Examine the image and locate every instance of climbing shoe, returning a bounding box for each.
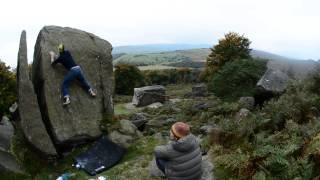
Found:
[63,96,71,106]
[89,89,96,97]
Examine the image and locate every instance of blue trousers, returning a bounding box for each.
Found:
[156,157,168,174]
[62,66,91,97]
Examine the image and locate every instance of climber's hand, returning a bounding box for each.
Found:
[49,51,55,63]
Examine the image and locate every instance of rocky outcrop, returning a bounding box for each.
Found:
[257,59,319,93]
[17,31,57,156]
[132,85,166,107]
[32,26,113,146]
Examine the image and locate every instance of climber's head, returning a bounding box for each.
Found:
[57,43,64,53]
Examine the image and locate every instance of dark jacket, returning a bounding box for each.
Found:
[52,50,77,70]
[154,134,202,180]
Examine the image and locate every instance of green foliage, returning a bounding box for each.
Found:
[114,64,145,95]
[210,77,320,179]
[208,58,267,101]
[0,60,17,117]
[143,68,201,85]
[204,32,252,80]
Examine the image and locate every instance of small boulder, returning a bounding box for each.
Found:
[200,125,215,135]
[147,102,163,109]
[119,119,139,136]
[0,116,14,151]
[192,84,208,97]
[235,108,250,121]
[108,131,134,148]
[130,113,149,130]
[201,154,214,180]
[238,97,255,110]
[132,85,166,107]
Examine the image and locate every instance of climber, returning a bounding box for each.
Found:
[154,122,203,180]
[49,43,96,105]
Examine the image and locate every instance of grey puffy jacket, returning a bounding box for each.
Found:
[154,134,202,180]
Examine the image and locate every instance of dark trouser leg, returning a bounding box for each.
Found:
[76,68,91,92]
[155,157,167,174]
[62,69,77,97]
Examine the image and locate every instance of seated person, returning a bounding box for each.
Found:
[154,122,202,180]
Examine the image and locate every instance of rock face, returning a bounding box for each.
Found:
[257,59,319,93]
[32,26,113,146]
[132,85,166,107]
[17,31,57,156]
[0,116,14,151]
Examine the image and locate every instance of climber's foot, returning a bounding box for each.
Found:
[89,89,96,97]
[63,96,71,106]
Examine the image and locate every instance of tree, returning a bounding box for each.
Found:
[0,60,17,117]
[114,64,145,95]
[204,32,252,79]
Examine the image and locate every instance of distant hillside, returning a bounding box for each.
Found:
[113,44,300,68]
[112,44,211,54]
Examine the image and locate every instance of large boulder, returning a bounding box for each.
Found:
[257,59,319,93]
[17,31,57,156]
[132,85,166,107]
[32,26,113,146]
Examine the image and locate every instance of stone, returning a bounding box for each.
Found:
[0,150,24,173]
[235,108,250,121]
[257,59,319,93]
[0,116,14,151]
[149,157,165,177]
[132,85,166,107]
[192,84,208,97]
[9,102,19,121]
[9,102,18,114]
[201,154,214,180]
[119,119,138,135]
[200,125,215,135]
[238,97,255,110]
[130,113,149,130]
[146,115,169,127]
[108,131,134,148]
[147,102,163,109]
[17,30,57,156]
[194,102,211,111]
[32,26,113,146]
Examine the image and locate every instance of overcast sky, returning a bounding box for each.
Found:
[1,0,319,67]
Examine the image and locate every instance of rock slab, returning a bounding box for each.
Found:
[132,85,166,107]
[17,30,57,156]
[257,59,319,93]
[32,26,114,146]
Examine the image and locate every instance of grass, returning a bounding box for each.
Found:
[165,83,193,98]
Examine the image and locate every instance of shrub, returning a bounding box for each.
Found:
[143,68,201,85]
[208,58,267,101]
[114,64,145,95]
[0,61,17,117]
[204,32,252,80]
